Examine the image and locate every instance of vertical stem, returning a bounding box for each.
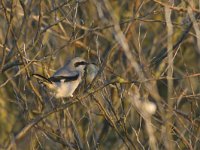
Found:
[165,3,174,150]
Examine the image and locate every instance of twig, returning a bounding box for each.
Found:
[165,5,175,150]
[0,1,13,73]
[153,0,200,13]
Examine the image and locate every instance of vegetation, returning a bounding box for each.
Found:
[0,0,200,149]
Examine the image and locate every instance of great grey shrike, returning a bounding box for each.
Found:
[33,57,89,98]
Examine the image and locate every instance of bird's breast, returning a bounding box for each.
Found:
[54,78,81,98]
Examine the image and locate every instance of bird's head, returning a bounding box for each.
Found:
[70,57,88,75]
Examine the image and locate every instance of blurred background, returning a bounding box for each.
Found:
[0,0,200,149]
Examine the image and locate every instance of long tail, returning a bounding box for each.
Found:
[32,74,52,84]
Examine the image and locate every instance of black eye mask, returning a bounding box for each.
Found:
[74,61,88,67]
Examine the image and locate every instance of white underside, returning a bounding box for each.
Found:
[53,79,80,98]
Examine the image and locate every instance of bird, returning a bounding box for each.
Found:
[86,63,99,84]
[32,57,89,98]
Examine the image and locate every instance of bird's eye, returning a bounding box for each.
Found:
[74,61,87,67]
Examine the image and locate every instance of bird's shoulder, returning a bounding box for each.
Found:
[53,64,77,76]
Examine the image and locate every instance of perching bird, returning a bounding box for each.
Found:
[33,57,89,98]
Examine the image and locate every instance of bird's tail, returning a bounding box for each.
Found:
[32,74,56,91]
[32,74,53,84]
[32,74,56,90]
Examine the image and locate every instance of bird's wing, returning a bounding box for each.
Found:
[49,73,79,82]
[51,65,80,83]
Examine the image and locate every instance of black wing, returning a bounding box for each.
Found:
[49,74,79,82]
[32,74,52,83]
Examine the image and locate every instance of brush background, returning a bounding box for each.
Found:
[0,0,200,149]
